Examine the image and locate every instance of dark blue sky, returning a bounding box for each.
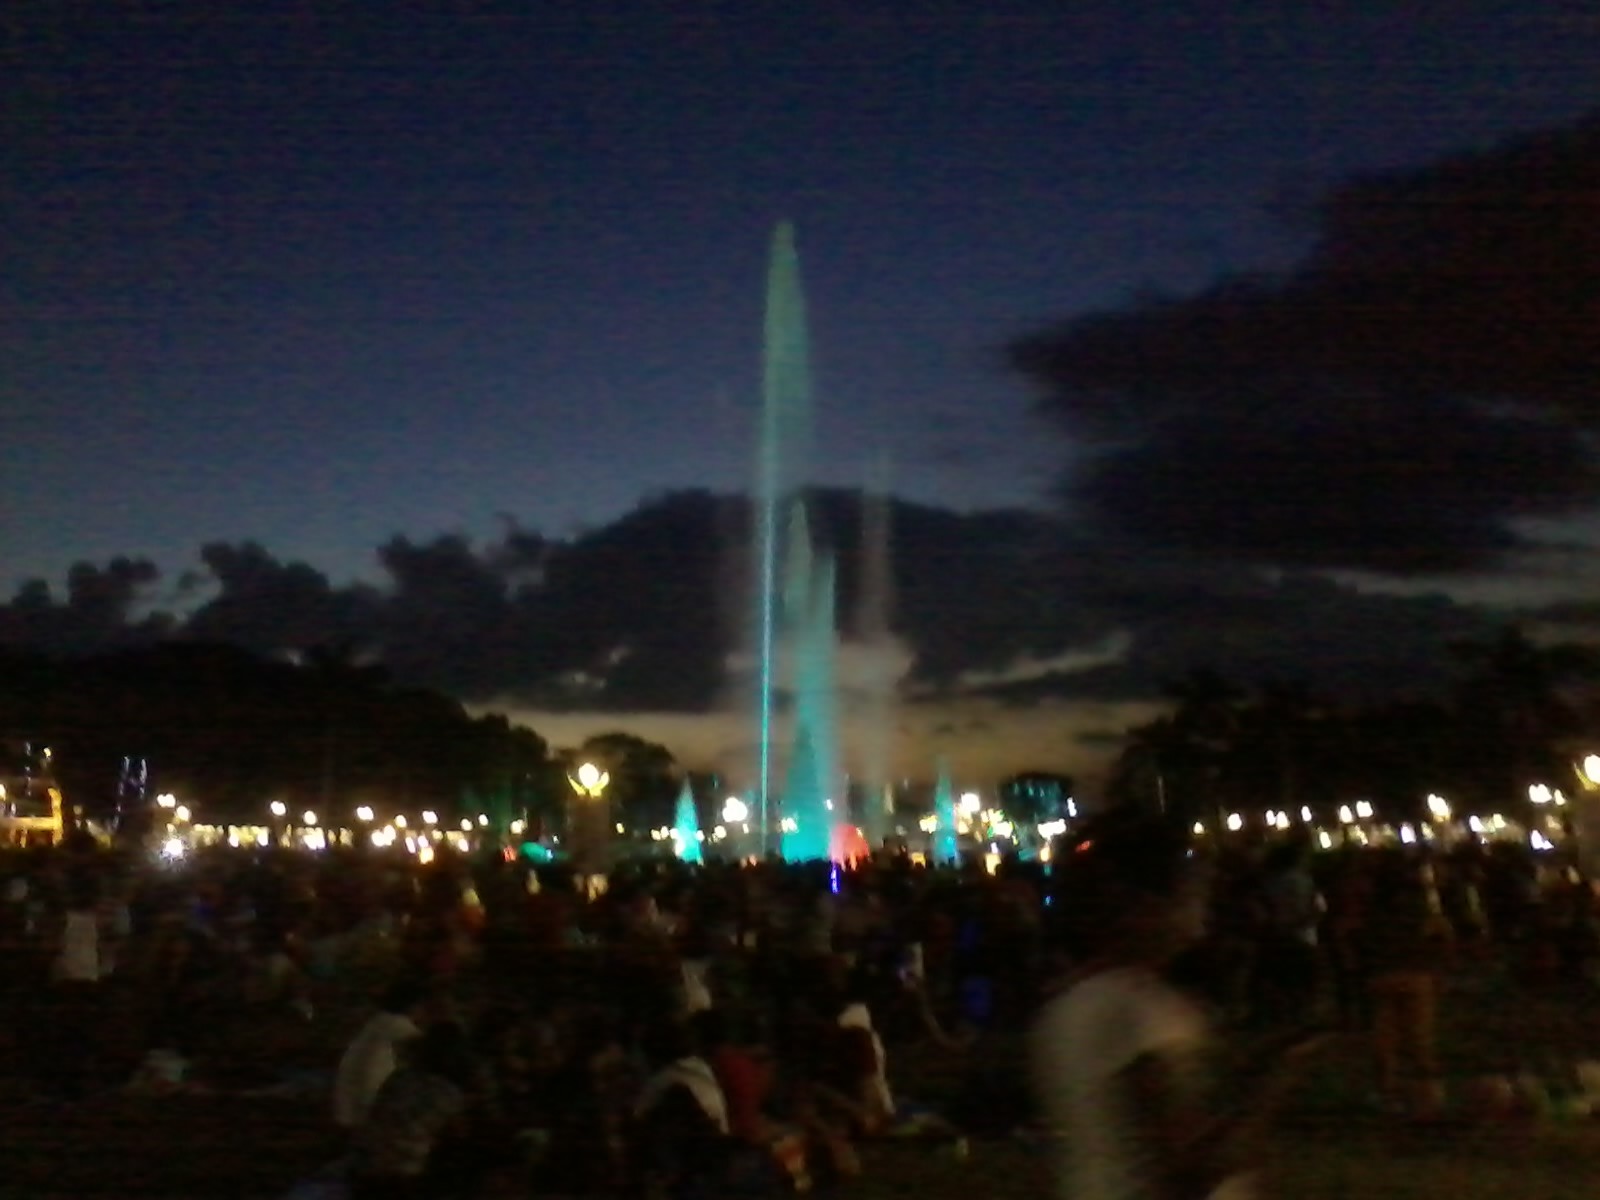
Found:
[6,2,1598,588]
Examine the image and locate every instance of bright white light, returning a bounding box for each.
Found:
[722,797,749,824]
[157,793,177,809]
[1468,815,1484,834]
[174,805,191,823]
[161,837,185,859]
[1585,755,1600,786]
[255,829,270,847]
[1532,830,1553,852]
[1426,793,1451,820]
[370,830,386,847]
[577,762,604,790]
[355,806,374,822]
[1264,810,1278,826]
[1226,812,1243,832]
[1338,805,1354,824]
[269,800,286,818]
[509,819,525,835]
[1192,821,1205,836]
[1355,800,1374,820]
[958,792,981,815]
[695,830,706,842]
[780,817,798,833]
[713,825,727,840]
[1067,799,1078,818]
[1274,812,1290,831]
[394,814,408,829]
[918,814,938,834]
[460,818,473,832]
[422,810,438,826]
[1400,824,1416,845]
[824,799,834,811]
[302,810,318,827]
[1300,806,1313,823]
[1038,819,1068,838]
[1530,784,1553,806]
[1555,790,1568,807]
[418,843,434,864]
[1317,830,1333,850]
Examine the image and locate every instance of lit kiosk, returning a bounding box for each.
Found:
[566,761,612,898]
[0,741,64,847]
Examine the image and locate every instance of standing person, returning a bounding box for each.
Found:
[1032,815,1325,1200]
[1255,840,1324,1027]
[1361,853,1453,1115]
[49,867,105,1101]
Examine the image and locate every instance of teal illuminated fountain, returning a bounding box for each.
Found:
[933,759,959,864]
[754,223,838,862]
[673,778,703,864]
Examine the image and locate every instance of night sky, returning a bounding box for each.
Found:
[9,3,1599,588]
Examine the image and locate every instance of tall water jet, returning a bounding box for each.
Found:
[673,778,703,864]
[780,553,837,861]
[856,458,895,850]
[755,223,811,853]
[753,222,839,861]
[933,759,959,864]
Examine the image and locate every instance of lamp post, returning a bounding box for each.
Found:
[1573,756,1600,877]
[567,761,611,878]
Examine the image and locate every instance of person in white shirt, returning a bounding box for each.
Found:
[50,870,106,1100]
[1032,816,1326,1200]
[333,980,427,1130]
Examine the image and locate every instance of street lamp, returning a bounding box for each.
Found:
[569,762,609,798]
[303,810,318,827]
[269,800,287,819]
[422,810,438,826]
[355,805,374,823]
[1584,755,1600,787]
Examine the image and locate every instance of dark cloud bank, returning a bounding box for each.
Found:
[1012,115,1600,574]
[10,116,1600,717]
[0,488,1492,716]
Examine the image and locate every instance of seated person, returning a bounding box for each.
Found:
[630,1019,737,1196]
[695,1008,851,1187]
[333,980,428,1131]
[348,1022,475,1199]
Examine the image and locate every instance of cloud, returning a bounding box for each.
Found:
[1011,115,1600,573]
[0,488,1500,783]
[0,557,169,654]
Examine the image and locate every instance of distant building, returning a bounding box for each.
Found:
[1000,772,1075,822]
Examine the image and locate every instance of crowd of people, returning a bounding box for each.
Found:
[0,819,1593,1198]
